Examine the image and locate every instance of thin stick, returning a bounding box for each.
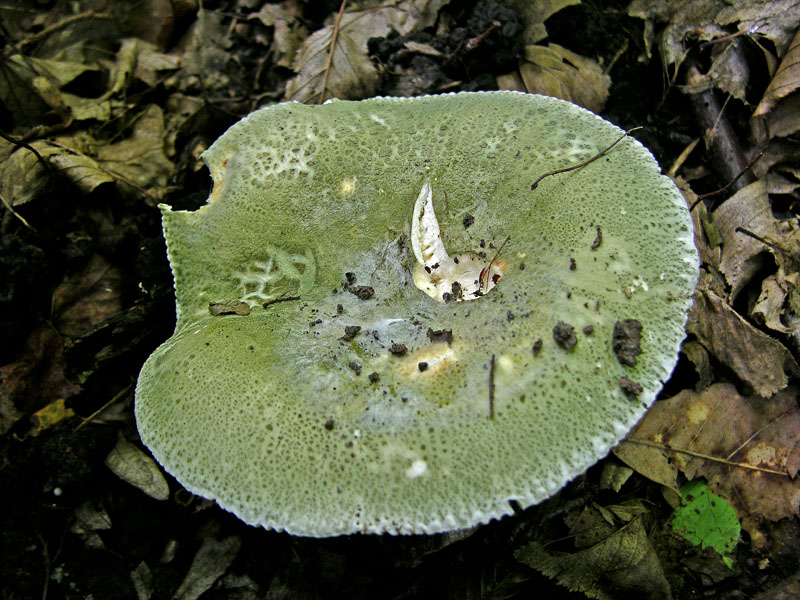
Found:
[74,383,133,432]
[20,0,111,50]
[624,438,789,477]
[488,354,496,419]
[530,127,642,191]
[0,190,36,230]
[318,0,347,104]
[688,147,765,211]
[0,130,54,172]
[263,295,300,307]
[481,235,510,291]
[726,411,791,461]
[735,226,794,257]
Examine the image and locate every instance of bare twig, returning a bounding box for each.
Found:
[481,235,510,291]
[488,354,495,419]
[263,295,301,308]
[0,130,54,172]
[319,0,347,104]
[19,0,112,50]
[74,383,133,432]
[624,438,790,477]
[530,127,642,191]
[0,190,36,231]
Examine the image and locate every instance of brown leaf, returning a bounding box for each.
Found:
[284,21,379,103]
[751,271,799,334]
[754,28,800,116]
[516,513,671,600]
[713,179,776,301]
[52,253,122,337]
[250,4,308,68]
[687,288,799,397]
[519,44,611,113]
[285,6,418,103]
[765,93,800,138]
[0,325,81,435]
[618,383,800,524]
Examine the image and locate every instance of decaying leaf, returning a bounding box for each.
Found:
[672,479,740,569]
[52,253,122,337]
[517,44,611,113]
[284,6,423,103]
[681,340,715,391]
[764,94,800,138]
[1,104,172,204]
[249,4,309,68]
[173,535,241,600]
[516,508,671,600]
[105,435,169,501]
[70,501,112,551]
[628,0,800,70]
[285,23,379,103]
[616,383,800,528]
[713,179,775,301]
[754,28,800,116]
[688,288,799,397]
[752,270,799,334]
[30,398,75,435]
[0,325,81,435]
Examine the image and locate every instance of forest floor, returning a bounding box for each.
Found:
[2,1,800,599]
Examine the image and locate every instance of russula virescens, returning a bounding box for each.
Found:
[135,92,698,536]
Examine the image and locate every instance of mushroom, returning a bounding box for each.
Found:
[135,92,698,536]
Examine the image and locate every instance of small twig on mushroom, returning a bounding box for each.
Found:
[318,0,347,104]
[530,127,642,191]
[480,235,510,291]
[488,354,496,419]
[263,295,301,308]
[624,438,790,476]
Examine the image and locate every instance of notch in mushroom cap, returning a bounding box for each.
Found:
[135,91,698,537]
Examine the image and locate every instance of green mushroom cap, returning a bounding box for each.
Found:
[135,91,698,536]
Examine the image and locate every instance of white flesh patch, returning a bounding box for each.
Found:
[411,182,505,302]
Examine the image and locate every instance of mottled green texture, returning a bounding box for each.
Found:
[135,92,699,536]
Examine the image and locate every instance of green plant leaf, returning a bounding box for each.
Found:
[672,479,740,567]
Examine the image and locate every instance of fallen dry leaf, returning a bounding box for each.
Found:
[713,179,776,301]
[628,0,800,71]
[0,325,81,435]
[687,288,799,397]
[105,435,169,501]
[764,93,800,138]
[52,253,122,337]
[284,5,421,103]
[754,28,800,116]
[173,535,241,600]
[751,270,799,334]
[285,21,379,103]
[517,43,611,113]
[517,509,671,600]
[30,398,75,435]
[616,383,800,526]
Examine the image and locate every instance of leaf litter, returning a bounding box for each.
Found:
[3,0,800,598]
